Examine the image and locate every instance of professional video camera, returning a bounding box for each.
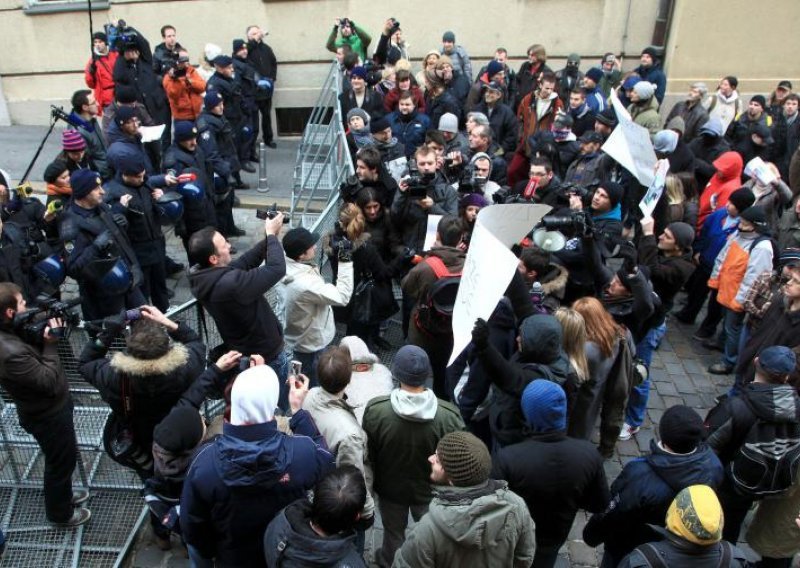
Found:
[12,296,82,345]
[114,20,140,49]
[255,202,290,223]
[563,183,590,201]
[388,18,401,35]
[339,174,363,203]
[541,210,593,238]
[404,162,435,198]
[458,168,488,194]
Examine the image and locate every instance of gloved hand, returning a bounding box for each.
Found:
[471,318,490,351]
[93,230,113,251]
[46,200,63,216]
[337,236,353,262]
[113,213,129,229]
[98,310,126,345]
[618,244,638,275]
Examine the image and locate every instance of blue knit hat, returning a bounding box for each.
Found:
[520,379,567,432]
[70,169,102,199]
[204,90,223,110]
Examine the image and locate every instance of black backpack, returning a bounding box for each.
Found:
[414,256,462,336]
[749,235,780,272]
[729,395,800,497]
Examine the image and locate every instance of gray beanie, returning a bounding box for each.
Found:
[347,108,370,126]
[391,345,432,387]
[633,81,656,100]
[666,222,695,251]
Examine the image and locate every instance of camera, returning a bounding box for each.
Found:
[12,296,82,345]
[290,360,302,377]
[388,18,401,35]
[256,203,290,223]
[564,184,590,201]
[458,169,487,194]
[541,211,592,238]
[339,174,363,203]
[238,355,251,373]
[404,162,435,198]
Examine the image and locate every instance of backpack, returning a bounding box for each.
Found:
[413,256,462,336]
[749,235,780,272]
[635,540,733,568]
[729,395,800,497]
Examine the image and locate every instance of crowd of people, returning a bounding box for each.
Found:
[0,14,799,568]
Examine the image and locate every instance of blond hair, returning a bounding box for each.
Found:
[554,307,589,383]
[339,202,365,241]
[665,174,685,206]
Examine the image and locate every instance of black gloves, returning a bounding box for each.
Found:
[93,230,113,251]
[97,310,126,346]
[618,244,638,275]
[471,318,490,351]
[336,236,353,262]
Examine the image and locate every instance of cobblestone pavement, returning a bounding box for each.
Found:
[123,211,776,567]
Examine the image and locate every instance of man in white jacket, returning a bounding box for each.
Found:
[281,227,353,385]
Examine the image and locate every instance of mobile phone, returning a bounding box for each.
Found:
[290,360,302,377]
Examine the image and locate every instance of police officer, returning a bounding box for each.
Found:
[163,121,218,253]
[232,39,259,167]
[0,183,62,301]
[197,91,244,238]
[207,56,253,177]
[60,169,145,321]
[105,154,170,312]
[0,282,91,526]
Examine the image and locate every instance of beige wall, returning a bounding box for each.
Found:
[663,0,800,96]
[1,0,660,125]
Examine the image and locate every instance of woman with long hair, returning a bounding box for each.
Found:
[325,202,397,351]
[569,296,633,457]
[554,308,589,385]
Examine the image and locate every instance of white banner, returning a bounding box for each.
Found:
[602,90,657,187]
[448,204,551,365]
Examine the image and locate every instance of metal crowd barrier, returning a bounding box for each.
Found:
[290,61,355,222]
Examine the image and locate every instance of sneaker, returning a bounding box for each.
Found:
[618,423,640,441]
[52,507,91,527]
[708,363,733,375]
[71,489,89,506]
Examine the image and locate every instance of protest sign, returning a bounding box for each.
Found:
[639,159,671,217]
[744,157,777,186]
[602,90,657,187]
[423,214,443,251]
[448,204,551,365]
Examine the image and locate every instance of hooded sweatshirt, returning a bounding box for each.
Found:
[706,90,743,133]
[263,499,365,568]
[393,480,536,568]
[697,151,744,231]
[362,389,464,505]
[181,412,334,566]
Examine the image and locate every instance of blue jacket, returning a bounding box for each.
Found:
[634,63,667,105]
[388,110,431,158]
[694,208,738,268]
[181,411,334,566]
[583,440,724,565]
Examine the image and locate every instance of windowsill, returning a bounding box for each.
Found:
[24,1,110,15]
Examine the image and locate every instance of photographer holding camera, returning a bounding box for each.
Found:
[392,146,458,252]
[326,17,371,63]
[0,283,91,526]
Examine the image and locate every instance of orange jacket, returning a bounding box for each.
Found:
[163,66,206,121]
[708,232,774,312]
[84,52,118,113]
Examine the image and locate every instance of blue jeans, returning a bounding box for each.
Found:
[268,349,290,412]
[728,322,752,396]
[626,323,667,428]
[720,308,745,368]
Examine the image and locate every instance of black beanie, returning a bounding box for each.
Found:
[659,405,705,454]
[44,159,68,184]
[599,182,625,208]
[728,188,755,214]
[115,85,138,105]
[740,205,769,233]
[153,406,204,453]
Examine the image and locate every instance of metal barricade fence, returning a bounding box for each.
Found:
[291,61,354,222]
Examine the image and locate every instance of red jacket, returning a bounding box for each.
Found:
[84,51,118,114]
[383,85,426,114]
[697,151,744,232]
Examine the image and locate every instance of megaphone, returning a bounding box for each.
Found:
[532,228,566,252]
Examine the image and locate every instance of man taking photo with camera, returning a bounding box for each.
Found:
[0,283,91,526]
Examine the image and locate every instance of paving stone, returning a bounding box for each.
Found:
[648,407,665,426]
[648,390,665,410]
[568,540,599,567]
[649,368,669,382]
[671,374,696,394]
[655,380,678,396]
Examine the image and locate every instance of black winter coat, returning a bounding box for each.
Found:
[196,111,239,177]
[79,322,206,454]
[493,432,610,552]
[246,40,277,101]
[207,72,243,125]
[474,101,519,157]
[113,57,169,123]
[105,178,165,266]
[583,440,724,565]
[339,89,384,125]
[189,236,286,362]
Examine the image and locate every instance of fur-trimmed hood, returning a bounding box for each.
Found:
[540,263,569,299]
[110,344,190,377]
